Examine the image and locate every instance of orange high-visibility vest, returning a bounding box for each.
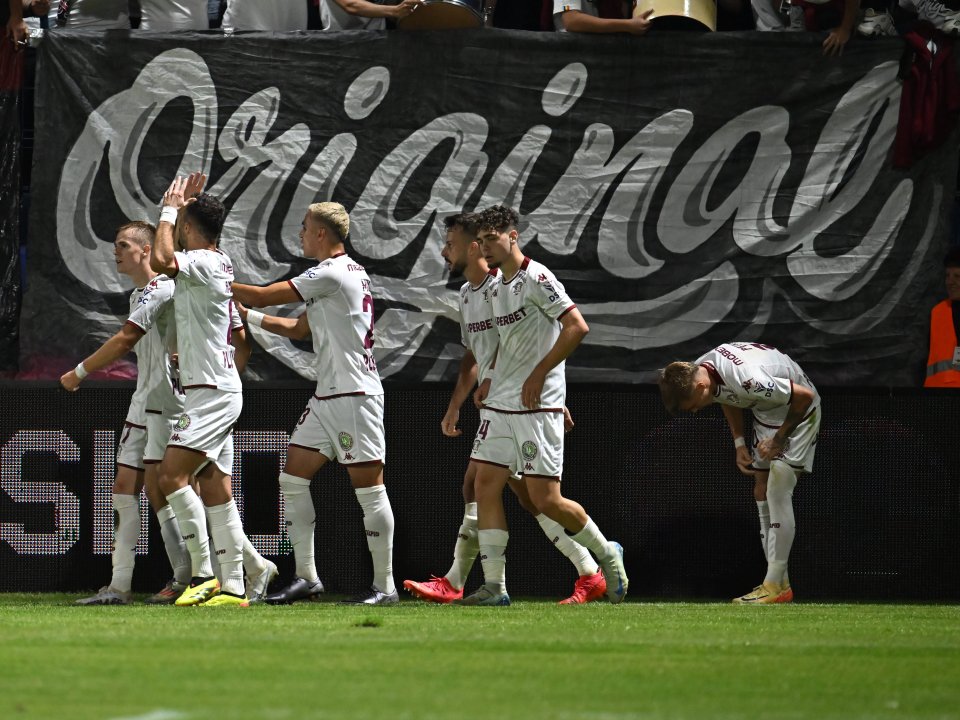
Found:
[925,299,960,387]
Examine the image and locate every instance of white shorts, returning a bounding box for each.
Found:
[168,387,242,475]
[470,408,564,478]
[751,404,821,473]
[144,411,177,463]
[116,421,147,471]
[289,393,385,465]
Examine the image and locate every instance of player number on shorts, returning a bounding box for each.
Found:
[477,419,491,440]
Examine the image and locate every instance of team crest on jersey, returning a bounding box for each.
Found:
[175,414,191,431]
[512,280,524,295]
[742,379,752,391]
[338,432,354,451]
[521,441,538,461]
[483,289,489,302]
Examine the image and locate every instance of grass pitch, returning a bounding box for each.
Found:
[0,595,957,720]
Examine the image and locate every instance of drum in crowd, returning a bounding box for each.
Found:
[397,0,486,30]
[634,0,717,30]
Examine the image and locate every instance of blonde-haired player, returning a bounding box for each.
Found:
[658,342,821,604]
[232,202,397,606]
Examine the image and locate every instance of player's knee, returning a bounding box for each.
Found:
[767,462,797,498]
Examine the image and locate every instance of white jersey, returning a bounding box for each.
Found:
[127,275,180,413]
[696,342,821,426]
[139,0,208,29]
[57,0,129,28]
[124,284,151,426]
[458,270,500,384]
[553,0,598,30]
[484,258,576,412]
[288,252,383,398]
[172,248,242,393]
[222,0,307,30]
[318,0,385,30]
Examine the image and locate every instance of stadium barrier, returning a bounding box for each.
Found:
[1,383,958,601]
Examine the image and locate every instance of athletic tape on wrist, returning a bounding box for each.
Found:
[75,362,89,380]
[246,310,265,328]
[734,436,746,448]
[159,206,179,225]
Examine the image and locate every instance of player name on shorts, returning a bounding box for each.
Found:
[467,319,494,333]
[496,308,528,327]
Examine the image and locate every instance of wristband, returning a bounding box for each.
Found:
[75,362,89,380]
[246,310,264,328]
[734,436,746,449]
[159,206,179,225]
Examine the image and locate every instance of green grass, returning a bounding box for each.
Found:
[0,595,958,720]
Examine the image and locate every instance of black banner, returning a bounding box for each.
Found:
[21,30,956,385]
[0,37,22,374]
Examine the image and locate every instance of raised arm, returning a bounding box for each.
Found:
[442,349,479,437]
[521,307,589,409]
[60,323,144,391]
[151,172,206,276]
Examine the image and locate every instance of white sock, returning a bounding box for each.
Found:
[355,485,395,594]
[165,486,213,578]
[157,504,191,585]
[756,500,771,561]
[279,472,318,583]
[445,502,478,590]
[205,499,246,596]
[242,534,267,577]
[478,528,509,592]
[110,494,139,593]
[537,514,599,576]
[765,462,798,587]
[571,517,616,562]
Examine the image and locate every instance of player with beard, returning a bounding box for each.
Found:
[403,212,607,605]
[459,205,628,606]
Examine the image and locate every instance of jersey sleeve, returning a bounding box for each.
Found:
[744,367,794,407]
[127,277,174,333]
[173,250,209,285]
[529,269,575,321]
[289,262,342,302]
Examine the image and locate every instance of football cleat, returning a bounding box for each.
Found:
[174,576,220,607]
[452,584,511,606]
[264,577,325,605]
[559,570,607,605]
[144,579,188,605]
[201,592,249,607]
[75,586,132,606]
[598,541,628,604]
[246,560,279,605]
[732,581,786,605]
[339,586,400,606]
[776,585,795,603]
[403,576,463,604]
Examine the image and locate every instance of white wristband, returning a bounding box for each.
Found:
[159,206,179,225]
[75,362,89,380]
[246,310,264,328]
[734,436,746,449]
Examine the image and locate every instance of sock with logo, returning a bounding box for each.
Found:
[756,500,771,562]
[205,499,246,596]
[764,462,798,588]
[537,513,598,576]
[157,503,191,585]
[165,486,213,578]
[355,484,396,594]
[110,493,139,593]
[570,516,616,562]
[279,472,319,583]
[478,528,509,593]
[445,502,479,590]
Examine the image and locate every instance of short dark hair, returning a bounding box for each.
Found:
[477,205,520,234]
[444,212,480,236]
[945,247,960,268]
[183,193,226,245]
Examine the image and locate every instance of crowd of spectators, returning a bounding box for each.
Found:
[3,0,960,52]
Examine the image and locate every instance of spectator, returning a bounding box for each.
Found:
[221,0,307,30]
[318,0,421,30]
[5,0,30,44]
[553,0,654,32]
[898,0,960,33]
[924,248,960,387]
[752,0,860,55]
[54,0,130,28]
[857,0,895,35]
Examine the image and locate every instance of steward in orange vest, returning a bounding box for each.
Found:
[925,248,960,388]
